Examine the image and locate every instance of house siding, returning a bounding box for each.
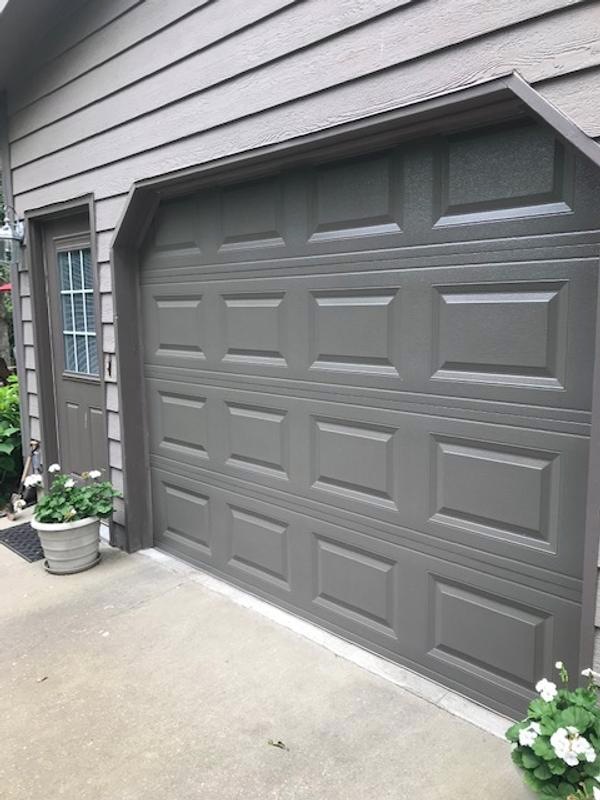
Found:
[4,0,600,661]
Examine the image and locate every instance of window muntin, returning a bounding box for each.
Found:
[58,248,99,376]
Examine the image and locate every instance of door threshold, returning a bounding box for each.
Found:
[140,546,513,740]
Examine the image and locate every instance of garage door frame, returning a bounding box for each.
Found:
[110,73,600,679]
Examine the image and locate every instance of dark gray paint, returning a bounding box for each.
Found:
[26,199,109,479]
[43,215,107,475]
[136,119,600,717]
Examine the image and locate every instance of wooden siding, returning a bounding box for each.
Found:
[4,0,600,660]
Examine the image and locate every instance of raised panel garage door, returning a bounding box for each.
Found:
[139,120,600,717]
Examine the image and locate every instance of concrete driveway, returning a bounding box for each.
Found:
[0,540,531,800]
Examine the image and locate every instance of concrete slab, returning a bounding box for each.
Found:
[0,543,531,800]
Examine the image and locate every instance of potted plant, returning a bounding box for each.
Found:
[27,465,119,574]
[507,662,600,799]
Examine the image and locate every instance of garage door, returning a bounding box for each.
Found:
[139,119,600,717]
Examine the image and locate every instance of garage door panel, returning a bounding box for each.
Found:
[397,413,588,579]
[147,376,586,580]
[142,259,596,409]
[151,472,212,564]
[397,551,580,714]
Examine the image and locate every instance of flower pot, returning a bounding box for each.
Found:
[31,516,100,575]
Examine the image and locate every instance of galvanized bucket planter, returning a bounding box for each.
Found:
[31,516,101,575]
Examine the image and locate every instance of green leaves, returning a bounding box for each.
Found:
[533,736,556,761]
[0,375,21,501]
[560,707,594,732]
[34,472,121,524]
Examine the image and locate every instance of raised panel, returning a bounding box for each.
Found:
[218,177,285,251]
[432,281,567,389]
[158,482,211,555]
[435,122,571,224]
[159,392,208,460]
[429,577,549,689]
[225,402,289,479]
[155,295,204,359]
[227,505,290,589]
[431,436,559,550]
[309,288,401,376]
[313,536,397,637]
[222,293,286,366]
[311,417,396,509]
[152,197,202,256]
[309,153,402,241]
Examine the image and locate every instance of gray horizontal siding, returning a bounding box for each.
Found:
[8,0,206,116]
[10,0,407,165]
[5,0,600,667]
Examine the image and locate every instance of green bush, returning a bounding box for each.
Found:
[0,375,21,501]
[507,663,600,799]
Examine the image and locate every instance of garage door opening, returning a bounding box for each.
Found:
[114,96,600,718]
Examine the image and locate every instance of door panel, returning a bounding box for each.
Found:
[44,215,108,476]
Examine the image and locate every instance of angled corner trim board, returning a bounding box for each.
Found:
[104,77,600,719]
[4,0,600,723]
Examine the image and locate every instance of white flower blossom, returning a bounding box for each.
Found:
[48,463,60,473]
[535,678,558,702]
[14,498,26,511]
[64,478,75,489]
[555,661,564,670]
[593,787,600,800]
[23,474,43,488]
[518,721,541,747]
[88,470,102,480]
[551,727,596,766]
[582,668,594,677]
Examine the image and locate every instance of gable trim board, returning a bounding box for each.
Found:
[82,75,600,717]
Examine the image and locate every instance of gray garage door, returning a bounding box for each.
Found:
[139,120,600,717]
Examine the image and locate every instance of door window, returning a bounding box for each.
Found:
[58,248,99,376]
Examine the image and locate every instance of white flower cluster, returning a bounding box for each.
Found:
[88,470,102,479]
[535,678,558,702]
[518,721,541,747]
[550,726,596,767]
[594,786,600,799]
[48,463,60,473]
[23,473,43,488]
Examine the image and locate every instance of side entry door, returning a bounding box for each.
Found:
[44,214,108,475]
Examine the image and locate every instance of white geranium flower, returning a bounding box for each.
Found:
[535,678,558,702]
[23,474,43,488]
[551,727,596,766]
[593,786,600,800]
[518,721,541,747]
[88,470,102,479]
[555,661,564,670]
[14,498,26,511]
[64,478,75,489]
[48,463,60,473]
[582,668,594,677]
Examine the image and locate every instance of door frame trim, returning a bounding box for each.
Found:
[26,195,107,478]
[110,73,600,674]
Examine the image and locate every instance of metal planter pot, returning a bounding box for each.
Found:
[31,516,101,575]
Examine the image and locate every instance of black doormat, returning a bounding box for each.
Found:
[0,522,44,562]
